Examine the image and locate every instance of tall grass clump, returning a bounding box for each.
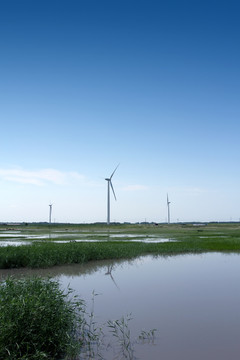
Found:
[0,277,83,360]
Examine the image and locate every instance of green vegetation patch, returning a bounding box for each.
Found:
[0,277,82,360]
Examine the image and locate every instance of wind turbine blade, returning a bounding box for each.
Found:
[110,180,117,200]
[110,163,120,179]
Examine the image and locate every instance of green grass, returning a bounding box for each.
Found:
[0,222,240,269]
[0,277,83,360]
[0,241,177,269]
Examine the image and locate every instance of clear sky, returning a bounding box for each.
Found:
[0,0,240,223]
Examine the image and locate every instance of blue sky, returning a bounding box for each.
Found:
[0,0,240,223]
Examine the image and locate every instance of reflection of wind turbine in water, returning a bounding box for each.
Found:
[167,194,171,224]
[49,203,53,224]
[105,164,119,225]
[105,264,119,289]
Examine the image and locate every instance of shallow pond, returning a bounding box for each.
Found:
[0,240,31,247]
[1,252,240,359]
[0,230,175,245]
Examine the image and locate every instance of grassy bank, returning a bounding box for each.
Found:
[0,223,240,269]
[0,277,82,360]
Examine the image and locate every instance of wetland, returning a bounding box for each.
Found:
[1,222,240,359]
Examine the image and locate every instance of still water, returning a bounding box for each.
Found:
[0,231,175,245]
[1,253,240,359]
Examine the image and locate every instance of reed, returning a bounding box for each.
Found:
[0,234,240,269]
[0,277,83,360]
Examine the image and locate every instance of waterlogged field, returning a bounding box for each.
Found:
[0,222,181,244]
[1,223,240,359]
[0,222,240,269]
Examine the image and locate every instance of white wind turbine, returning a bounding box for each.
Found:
[49,203,53,224]
[105,164,119,225]
[167,194,171,224]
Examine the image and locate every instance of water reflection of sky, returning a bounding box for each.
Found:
[55,253,240,360]
[1,252,240,359]
[0,230,175,245]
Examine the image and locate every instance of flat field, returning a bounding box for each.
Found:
[0,222,240,269]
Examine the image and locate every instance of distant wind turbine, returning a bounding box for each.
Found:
[49,203,53,224]
[105,164,119,225]
[167,194,171,224]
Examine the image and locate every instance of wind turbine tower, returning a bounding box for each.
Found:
[49,203,53,224]
[167,194,171,224]
[105,164,119,225]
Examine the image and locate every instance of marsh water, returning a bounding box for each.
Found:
[0,231,175,246]
[1,252,240,359]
